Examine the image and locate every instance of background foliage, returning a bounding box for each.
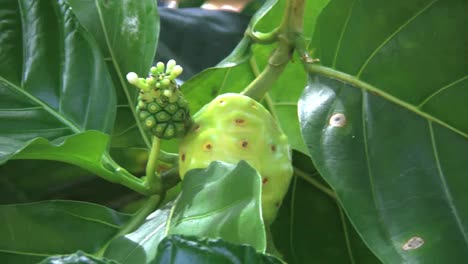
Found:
[0,0,466,263]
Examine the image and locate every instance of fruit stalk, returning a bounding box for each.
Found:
[242,0,305,101]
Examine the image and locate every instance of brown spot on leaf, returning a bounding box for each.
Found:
[181,153,186,162]
[329,113,346,127]
[271,144,277,152]
[262,177,268,184]
[402,237,424,251]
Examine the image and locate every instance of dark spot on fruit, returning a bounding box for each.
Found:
[181,153,186,162]
[241,140,248,148]
[203,143,212,151]
[271,144,277,152]
[235,118,245,125]
[219,100,225,105]
[193,124,200,132]
[262,177,268,184]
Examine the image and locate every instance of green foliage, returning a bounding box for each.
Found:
[0,201,130,263]
[39,251,119,264]
[104,161,265,263]
[0,0,466,263]
[299,0,468,262]
[155,235,282,264]
[179,93,293,224]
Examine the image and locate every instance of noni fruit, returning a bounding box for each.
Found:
[127,60,191,139]
[179,93,293,224]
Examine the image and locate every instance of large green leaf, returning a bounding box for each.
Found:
[104,202,172,263]
[104,161,265,263]
[67,0,159,150]
[0,200,130,263]
[299,0,468,262]
[39,251,119,264]
[0,0,115,164]
[0,159,137,207]
[272,153,380,264]
[155,235,282,264]
[168,161,266,252]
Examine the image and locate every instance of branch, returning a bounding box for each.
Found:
[241,0,305,101]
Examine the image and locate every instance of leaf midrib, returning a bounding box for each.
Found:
[0,76,81,134]
[306,64,468,138]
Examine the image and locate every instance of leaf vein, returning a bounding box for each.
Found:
[429,121,468,244]
[418,75,468,108]
[357,0,439,77]
[332,0,356,68]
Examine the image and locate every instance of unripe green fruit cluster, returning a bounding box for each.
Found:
[127,60,191,139]
[179,93,293,224]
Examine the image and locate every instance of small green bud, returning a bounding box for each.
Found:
[146,77,156,86]
[168,65,183,80]
[163,89,173,98]
[166,59,176,73]
[138,100,146,109]
[156,62,165,73]
[161,78,171,88]
[151,89,162,98]
[150,66,158,75]
[126,72,139,84]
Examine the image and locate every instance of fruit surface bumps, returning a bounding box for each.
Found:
[127,60,191,139]
[136,91,190,139]
[179,93,293,224]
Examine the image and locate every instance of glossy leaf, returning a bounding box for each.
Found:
[104,161,266,263]
[181,37,254,114]
[39,251,119,264]
[272,152,380,264]
[104,202,173,263]
[0,200,130,263]
[0,0,115,165]
[67,0,159,150]
[300,0,468,262]
[169,161,266,252]
[155,235,282,264]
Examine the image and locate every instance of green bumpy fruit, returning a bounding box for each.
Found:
[127,60,191,139]
[179,93,293,224]
[136,90,190,139]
